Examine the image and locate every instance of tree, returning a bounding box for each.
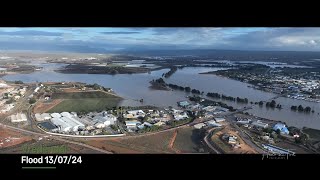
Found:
[14,80,23,84]
[93,83,100,90]
[291,106,297,111]
[185,87,191,92]
[305,106,311,112]
[259,101,263,106]
[266,102,270,107]
[298,105,304,112]
[29,98,36,104]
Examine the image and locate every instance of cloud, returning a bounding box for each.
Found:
[0,30,63,36]
[101,31,141,35]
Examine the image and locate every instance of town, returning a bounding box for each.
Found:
[0,79,317,154]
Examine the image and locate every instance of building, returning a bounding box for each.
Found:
[35,113,44,121]
[202,106,217,112]
[228,136,237,144]
[126,110,145,118]
[51,117,72,132]
[11,113,27,123]
[41,113,51,120]
[14,95,20,100]
[251,120,269,129]
[207,120,222,127]
[154,121,165,126]
[34,87,40,93]
[177,101,190,108]
[50,113,85,132]
[94,112,117,126]
[216,107,229,112]
[51,113,61,118]
[173,111,189,120]
[236,119,251,124]
[262,144,295,155]
[61,112,72,118]
[273,123,289,135]
[194,123,206,129]
[125,120,141,130]
[214,117,226,122]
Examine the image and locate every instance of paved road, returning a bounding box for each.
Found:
[0,123,112,154]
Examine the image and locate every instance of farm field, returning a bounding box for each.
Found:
[46,91,122,113]
[173,127,206,153]
[86,130,176,153]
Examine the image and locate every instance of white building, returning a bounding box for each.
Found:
[61,112,72,118]
[207,120,222,127]
[173,112,189,121]
[51,117,72,132]
[41,113,51,120]
[11,113,27,123]
[236,119,251,124]
[194,123,206,129]
[214,117,226,122]
[50,113,61,118]
[35,113,43,121]
[50,112,85,132]
[251,120,269,129]
[126,110,145,118]
[34,87,40,93]
[125,120,141,130]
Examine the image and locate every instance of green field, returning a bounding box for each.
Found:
[303,128,320,141]
[173,127,202,153]
[47,91,121,113]
[21,144,68,154]
[51,91,117,99]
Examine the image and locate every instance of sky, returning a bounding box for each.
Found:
[0,27,320,52]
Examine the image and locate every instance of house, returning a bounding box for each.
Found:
[125,120,141,130]
[204,112,215,118]
[171,108,183,114]
[214,117,226,122]
[202,106,217,112]
[216,107,229,112]
[177,101,190,108]
[207,120,222,127]
[154,121,165,126]
[228,137,237,144]
[173,111,189,121]
[126,110,145,118]
[194,123,206,129]
[35,113,44,121]
[273,123,289,135]
[11,113,27,123]
[41,113,51,120]
[236,119,251,124]
[14,95,20,100]
[44,95,50,100]
[251,120,268,129]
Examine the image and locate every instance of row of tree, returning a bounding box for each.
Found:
[206,92,248,103]
[162,66,178,78]
[188,95,235,111]
[167,83,203,94]
[291,105,313,112]
[265,100,282,109]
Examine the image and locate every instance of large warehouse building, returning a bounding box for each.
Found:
[50,112,85,132]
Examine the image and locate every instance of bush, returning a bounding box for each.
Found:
[29,98,36,104]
